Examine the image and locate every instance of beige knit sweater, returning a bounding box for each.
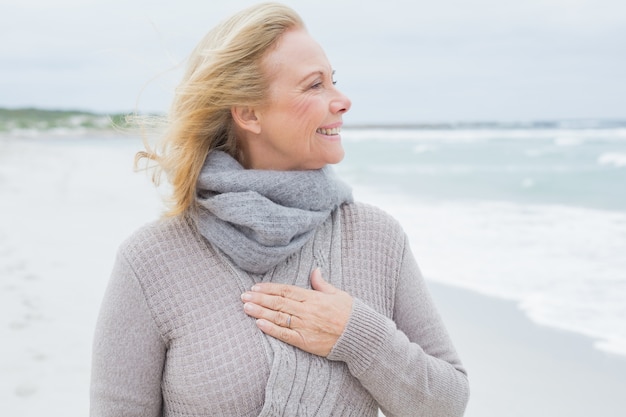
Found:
[90,202,469,416]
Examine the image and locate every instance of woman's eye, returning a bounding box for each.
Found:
[310,80,337,90]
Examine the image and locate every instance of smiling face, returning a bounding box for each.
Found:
[234,28,352,171]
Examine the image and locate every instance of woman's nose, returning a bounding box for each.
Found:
[330,88,352,114]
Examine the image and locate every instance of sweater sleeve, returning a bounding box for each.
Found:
[327,235,470,417]
[90,250,166,417]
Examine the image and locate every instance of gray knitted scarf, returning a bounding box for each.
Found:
[194,151,353,274]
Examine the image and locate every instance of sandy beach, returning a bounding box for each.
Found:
[428,282,626,416]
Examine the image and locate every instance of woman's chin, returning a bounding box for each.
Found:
[322,148,345,166]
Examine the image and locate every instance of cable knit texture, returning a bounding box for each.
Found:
[91,203,470,416]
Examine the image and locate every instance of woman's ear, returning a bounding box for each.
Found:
[231,106,262,135]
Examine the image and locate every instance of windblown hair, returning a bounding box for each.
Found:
[136,2,304,217]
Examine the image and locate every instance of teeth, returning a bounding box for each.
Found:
[316,127,341,135]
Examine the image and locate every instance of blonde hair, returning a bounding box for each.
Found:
[136,2,304,217]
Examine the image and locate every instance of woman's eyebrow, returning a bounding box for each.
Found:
[298,68,335,84]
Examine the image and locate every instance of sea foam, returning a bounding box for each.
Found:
[340,124,626,357]
[352,186,626,358]
[598,152,626,167]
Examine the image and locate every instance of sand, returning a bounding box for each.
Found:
[428,282,626,416]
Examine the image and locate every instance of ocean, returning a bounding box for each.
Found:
[338,122,626,357]
[1,120,626,413]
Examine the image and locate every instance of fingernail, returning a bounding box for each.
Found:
[241,292,252,301]
[251,285,261,292]
[244,303,255,312]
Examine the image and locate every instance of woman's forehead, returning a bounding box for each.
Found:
[262,29,331,81]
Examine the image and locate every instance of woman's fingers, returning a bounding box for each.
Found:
[240,268,353,357]
[242,290,290,313]
[242,299,295,328]
[248,281,309,302]
[309,268,337,293]
[255,319,303,346]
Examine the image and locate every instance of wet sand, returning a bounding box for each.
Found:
[428,282,626,417]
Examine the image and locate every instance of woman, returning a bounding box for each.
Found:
[90,2,469,416]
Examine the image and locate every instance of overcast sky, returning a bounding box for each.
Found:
[1,0,625,123]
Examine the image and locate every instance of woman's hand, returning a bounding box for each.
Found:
[241,268,353,357]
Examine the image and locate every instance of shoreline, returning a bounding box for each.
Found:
[427,281,626,416]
